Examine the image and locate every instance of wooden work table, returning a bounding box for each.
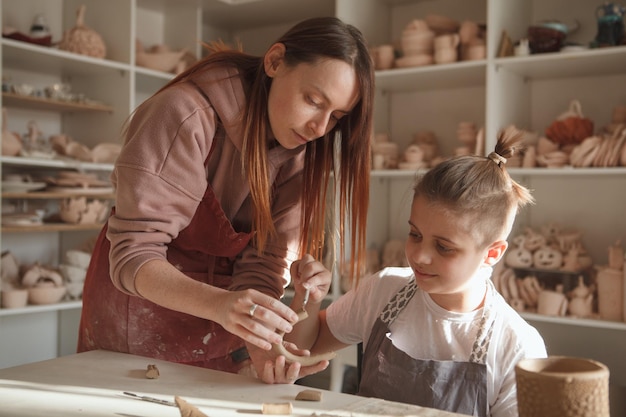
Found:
[0,350,465,416]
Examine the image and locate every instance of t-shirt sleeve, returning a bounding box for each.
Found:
[326,268,411,347]
[489,304,547,417]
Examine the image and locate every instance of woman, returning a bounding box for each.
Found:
[77,16,374,380]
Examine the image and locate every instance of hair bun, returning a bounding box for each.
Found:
[488,151,507,166]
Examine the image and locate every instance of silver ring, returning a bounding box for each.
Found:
[249,303,258,318]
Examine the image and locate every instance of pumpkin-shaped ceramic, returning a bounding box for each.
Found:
[533,245,563,269]
[505,246,533,268]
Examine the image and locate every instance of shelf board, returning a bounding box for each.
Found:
[2,191,115,199]
[134,66,176,81]
[1,223,104,233]
[509,167,626,176]
[371,167,626,179]
[0,156,114,172]
[201,0,335,31]
[521,312,626,331]
[0,300,82,317]
[494,45,626,80]
[375,60,486,93]
[371,169,422,179]
[1,38,129,77]
[1,92,113,113]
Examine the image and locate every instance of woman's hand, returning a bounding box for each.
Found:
[212,288,300,351]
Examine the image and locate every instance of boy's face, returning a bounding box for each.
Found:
[405,195,506,312]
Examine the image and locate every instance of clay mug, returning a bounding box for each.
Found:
[434,47,457,64]
[372,154,385,170]
[463,43,486,60]
[434,33,460,50]
[537,289,568,316]
[373,44,394,70]
[1,288,28,308]
[514,38,530,56]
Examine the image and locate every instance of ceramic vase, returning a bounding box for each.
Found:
[515,356,610,417]
[596,267,623,321]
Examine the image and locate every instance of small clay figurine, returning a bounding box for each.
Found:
[567,276,594,318]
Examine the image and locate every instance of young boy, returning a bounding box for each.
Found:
[269,127,547,417]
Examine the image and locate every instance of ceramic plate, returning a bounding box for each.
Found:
[1,214,43,227]
[1,181,47,193]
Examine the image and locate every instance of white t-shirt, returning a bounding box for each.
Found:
[326,267,547,417]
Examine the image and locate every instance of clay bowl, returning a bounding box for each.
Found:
[528,26,566,53]
[28,285,67,305]
[1,288,28,308]
[136,49,187,73]
[65,281,84,299]
[65,249,92,269]
[59,263,87,283]
[91,143,121,164]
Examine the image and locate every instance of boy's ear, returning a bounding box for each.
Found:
[484,240,508,266]
[264,43,286,77]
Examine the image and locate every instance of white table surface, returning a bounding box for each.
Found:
[0,350,464,416]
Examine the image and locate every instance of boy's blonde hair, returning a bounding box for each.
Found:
[413,126,534,248]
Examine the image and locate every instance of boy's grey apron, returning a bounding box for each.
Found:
[358,279,495,417]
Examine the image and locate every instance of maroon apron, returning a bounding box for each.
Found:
[77,180,253,373]
[358,280,493,416]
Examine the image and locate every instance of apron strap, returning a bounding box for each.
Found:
[380,279,417,326]
[469,280,497,364]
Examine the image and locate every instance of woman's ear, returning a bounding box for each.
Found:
[484,240,508,266]
[264,43,286,77]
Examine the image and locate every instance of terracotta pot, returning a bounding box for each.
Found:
[515,356,610,417]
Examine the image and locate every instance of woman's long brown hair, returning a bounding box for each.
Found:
[155,17,374,285]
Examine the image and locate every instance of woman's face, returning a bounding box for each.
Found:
[264,43,360,149]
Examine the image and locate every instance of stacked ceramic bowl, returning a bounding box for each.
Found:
[21,265,67,305]
[397,19,435,68]
[59,249,91,299]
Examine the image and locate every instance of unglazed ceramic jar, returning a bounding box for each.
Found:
[515,356,610,417]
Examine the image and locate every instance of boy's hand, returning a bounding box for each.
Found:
[247,342,330,384]
[290,254,332,306]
